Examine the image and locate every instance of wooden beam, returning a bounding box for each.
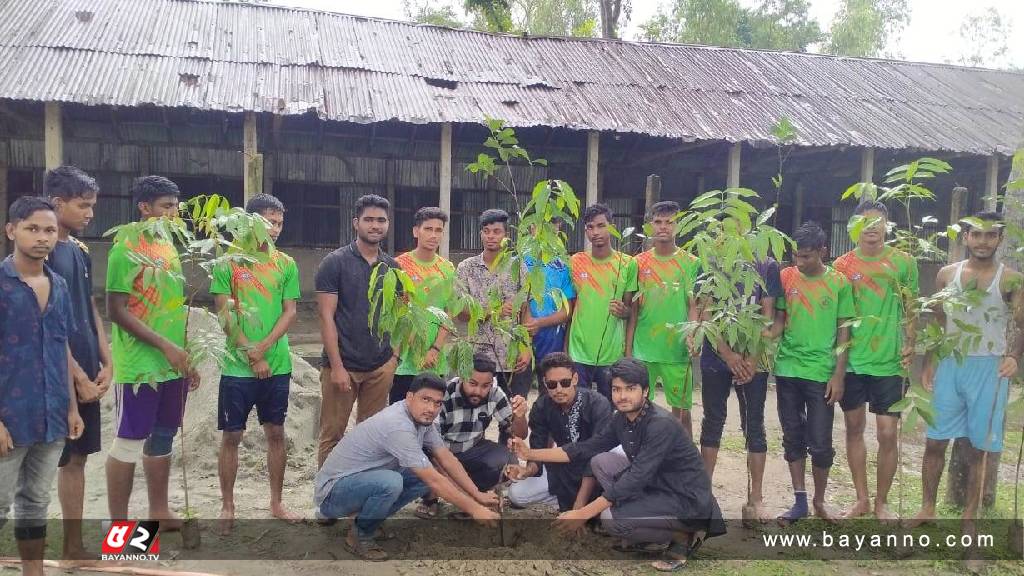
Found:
[386,158,396,252]
[644,174,662,214]
[696,173,705,196]
[860,147,875,182]
[949,186,966,263]
[0,157,7,257]
[792,179,805,233]
[44,102,63,170]
[586,131,599,206]
[439,123,453,258]
[243,111,262,203]
[986,154,1000,210]
[727,142,741,189]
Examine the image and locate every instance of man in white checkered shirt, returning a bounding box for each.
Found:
[437,354,528,491]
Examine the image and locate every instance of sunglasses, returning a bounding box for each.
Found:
[544,378,573,390]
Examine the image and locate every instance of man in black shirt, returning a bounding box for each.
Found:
[314,194,400,469]
[507,352,611,511]
[511,358,725,571]
[45,166,113,561]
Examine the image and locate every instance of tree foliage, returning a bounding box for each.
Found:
[950,7,1015,69]
[405,0,600,37]
[638,0,823,52]
[823,0,909,58]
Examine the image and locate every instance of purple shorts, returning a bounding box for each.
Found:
[114,379,188,440]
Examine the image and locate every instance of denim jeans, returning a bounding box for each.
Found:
[0,440,65,540]
[574,363,613,402]
[318,467,429,540]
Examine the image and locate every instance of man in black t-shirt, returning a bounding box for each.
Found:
[45,166,113,561]
[314,194,400,470]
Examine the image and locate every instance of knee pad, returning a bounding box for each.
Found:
[109,437,146,464]
[143,427,177,458]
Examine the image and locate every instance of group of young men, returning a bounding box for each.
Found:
[0,164,1018,573]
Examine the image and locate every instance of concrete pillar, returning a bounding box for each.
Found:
[439,123,452,258]
[986,155,1000,210]
[860,147,875,183]
[644,174,662,214]
[0,158,7,257]
[44,102,63,170]
[792,180,805,232]
[727,142,741,189]
[949,186,966,263]
[586,131,599,206]
[243,111,262,203]
[696,173,705,196]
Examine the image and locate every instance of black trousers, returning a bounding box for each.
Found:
[776,376,835,469]
[700,369,768,453]
[455,440,516,491]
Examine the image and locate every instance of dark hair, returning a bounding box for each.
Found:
[479,208,509,229]
[964,211,1004,234]
[854,200,888,218]
[793,221,827,251]
[409,372,447,394]
[582,203,613,225]
[44,166,98,200]
[8,196,55,224]
[647,200,680,220]
[608,357,649,390]
[354,194,390,218]
[414,206,449,227]
[539,352,576,377]
[472,354,497,376]
[245,193,286,215]
[131,175,180,206]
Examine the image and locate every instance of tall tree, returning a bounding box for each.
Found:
[824,0,909,58]
[406,0,599,37]
[599,0,629,38]
[952,7,1014,68]
[638,0,822,53]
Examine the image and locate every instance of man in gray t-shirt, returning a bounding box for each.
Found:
[314,373,500,561]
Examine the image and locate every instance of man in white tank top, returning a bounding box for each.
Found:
[906,211,1024,541]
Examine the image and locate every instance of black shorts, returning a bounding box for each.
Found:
[59,399,102,466]
[217,374,291,431]
[840,373,904,415]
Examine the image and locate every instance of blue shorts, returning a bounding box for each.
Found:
[217,374,291,432]
[927,356,1009,452]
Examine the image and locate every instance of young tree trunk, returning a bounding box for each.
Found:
[945,437,1000,508]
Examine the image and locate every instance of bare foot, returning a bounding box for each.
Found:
[59,550,98,568]
[813,501,839,524]
[902,507,936,529]
[271,503,303,524]
[218,507,235,536]
[842,499,870,519]
[150,511,182,532]
[873,501,897,525]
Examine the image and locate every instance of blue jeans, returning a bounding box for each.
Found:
[319,468,429,539]
[0,440,65,540]
[574,363,613,402]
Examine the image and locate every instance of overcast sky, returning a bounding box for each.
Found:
[267,0,1023,67]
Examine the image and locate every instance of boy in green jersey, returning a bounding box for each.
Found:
[769,221,854,526]
[105,176,196,528]
[567,204,637,402]
[392,207,455,404]
[212,194,301,534]
[834,200,918,522]
[626,201,700,435]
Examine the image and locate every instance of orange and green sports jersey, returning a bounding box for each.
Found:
[568,251,638,366]
[834,246,918,377]
[210,250,300,378]
[395,251,455,376]
[106,234,186,385]
[774,265,855,383]
[632,249,700,364]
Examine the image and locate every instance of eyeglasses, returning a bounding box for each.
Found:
[544,378,573,390]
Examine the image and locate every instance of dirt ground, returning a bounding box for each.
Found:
[9,307,1023,576]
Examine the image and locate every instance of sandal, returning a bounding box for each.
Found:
[344,536,389,561]
[374,526,397,541]
[651,539,694,572]
[612,540,670,553]
[415,498,440,520]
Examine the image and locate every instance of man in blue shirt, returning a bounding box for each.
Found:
[0,196,83,575]
[523,219,576,392]
[46,166,113,561]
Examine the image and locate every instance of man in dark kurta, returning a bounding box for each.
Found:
[511,358,725,567]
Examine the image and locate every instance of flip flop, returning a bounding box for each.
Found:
[415,499,440,520]
[344,536,389,561]
[651,541,690,572]
[612,540,670,553]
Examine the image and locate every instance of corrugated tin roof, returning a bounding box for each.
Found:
[0,0,1022,154]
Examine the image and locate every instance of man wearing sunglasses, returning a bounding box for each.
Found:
[506,352,612,511]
